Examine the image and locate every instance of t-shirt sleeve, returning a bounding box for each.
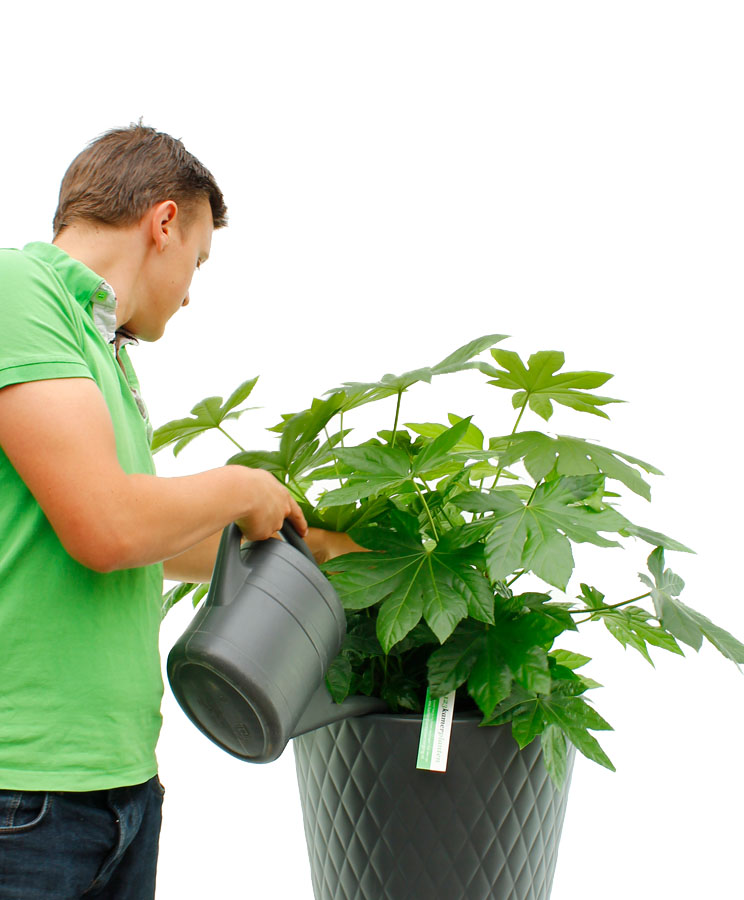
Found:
[0,250,93,390]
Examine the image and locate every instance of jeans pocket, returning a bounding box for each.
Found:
[0,790,52,834]
[150,776,165,799]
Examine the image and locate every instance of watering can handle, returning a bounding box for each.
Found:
[279,519,318,567]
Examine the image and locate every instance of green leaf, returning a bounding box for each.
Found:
[319,477,411,507]
[335,445,411,477]
[447,414,486,450]
[641,552,744,661]
[325,655,353,703]
[541,725,569,788]
[413,417,473,475]
[328,529,490,649]
[152,378,260,455]
[223,377,260,414]
[495,432,661,500]
[549,664,601,695]
[675,605,744,663]
[621,523,694,554]
[161,581,200,618]
[328,334,507,413]
[513,646,551,694]
[577,582,685,664]
[512,702,546,748]
[455,475,623,589]
[486,349,622,422]
[326,550,421,610]
[483,493,530,581]
[427,622,485,696]
[227,449,285,474]
[381,675,423,712]
[435,519,498,552]
[192,583,209,608]
[377,574,425,652]
[454,566,496,624]
[551,650,592,670]
[539,695,615,771]
[431,334,509,375]
[606,606,684,664]
[640,549,701,651]
[520,593,578,637]
[421,556,470,643]
[319,445,412,507]
[466,627,513,717]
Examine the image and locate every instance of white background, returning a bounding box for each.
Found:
[2,2,743,897]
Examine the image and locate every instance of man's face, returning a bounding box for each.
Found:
[130,198,214,341]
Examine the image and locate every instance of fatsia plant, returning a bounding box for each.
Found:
[154,335,744,787]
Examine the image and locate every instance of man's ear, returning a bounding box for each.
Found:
[148,200,179,251]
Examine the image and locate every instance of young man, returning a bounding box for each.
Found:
[0,124,349,898]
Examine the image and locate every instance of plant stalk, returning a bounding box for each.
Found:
[491,400,528,487]
[324,425,345,488]
[413,481,439,541]
[391,391,403,448]
[217,426,246,452]
[573,591,653,624]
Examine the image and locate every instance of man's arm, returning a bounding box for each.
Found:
[0,378,307,573]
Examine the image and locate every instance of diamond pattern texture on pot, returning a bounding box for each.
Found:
[293,713,574,900]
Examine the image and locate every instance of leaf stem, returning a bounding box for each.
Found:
[288,476,309,504]
[573,591,653,624]
[491,400,528,488]
[413,481,439,541]
[324,426,345,488]
[217,426,246,452]
[391,391,403,448]
[506,570,525,587]
[419,476,459,529]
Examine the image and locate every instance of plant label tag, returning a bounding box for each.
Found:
[416,688,456,772]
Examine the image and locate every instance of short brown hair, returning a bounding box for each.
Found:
[53,123,227,236]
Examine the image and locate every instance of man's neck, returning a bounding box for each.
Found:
[53,223,146,328]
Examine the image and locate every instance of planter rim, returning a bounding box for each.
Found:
[336,709,485,726]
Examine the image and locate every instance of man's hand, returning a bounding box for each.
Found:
[303,528,368,564]
[233,468,307,542]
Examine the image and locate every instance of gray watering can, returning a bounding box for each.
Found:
[167,521,386,763]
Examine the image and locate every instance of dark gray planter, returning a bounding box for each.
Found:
[293,712,574,900]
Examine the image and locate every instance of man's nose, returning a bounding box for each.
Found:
[182,292,190,307]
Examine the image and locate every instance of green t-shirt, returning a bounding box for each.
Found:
[0,242,164,791]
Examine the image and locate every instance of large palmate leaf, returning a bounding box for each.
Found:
[482,349,622,421]
[151,377,259,455]
[229,394,350,486]
[427,596,576,714]
[317,445,412,506]
[266,393,345,443]
[487,685,615,778]
[453,475,624,589]
[577,584,683,664]
[327,334,508,412]
[318,418,475,508]
[493,431,662,500]
[640,549,744,661]
[323,528,496,652]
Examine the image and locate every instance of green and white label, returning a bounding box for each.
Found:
[416,688,456,772]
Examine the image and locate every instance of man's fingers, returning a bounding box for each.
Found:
[287,497,308,538]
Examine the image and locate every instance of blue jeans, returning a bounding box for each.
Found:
[0,776,163,899]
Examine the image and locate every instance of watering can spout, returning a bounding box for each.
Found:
[292,687,387,739]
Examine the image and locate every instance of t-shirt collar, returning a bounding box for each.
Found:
[22,242,119,344]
